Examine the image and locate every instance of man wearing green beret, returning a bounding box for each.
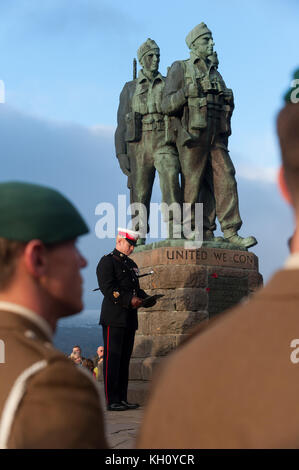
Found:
[0,182,107,449]
[162,23,256,248]
[138,69,299,448]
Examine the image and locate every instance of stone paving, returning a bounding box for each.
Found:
[99,386,143,449]
[104,407,144,449]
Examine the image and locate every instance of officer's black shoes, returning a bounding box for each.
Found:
[107,403,127,411]
[106,401,140,411]
[121,400,140,409]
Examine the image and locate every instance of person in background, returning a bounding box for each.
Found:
[0,182,107,449]
[93,354,105,380]
[71,345,82,357]
[137,69,299,449]
[93,346,104,380]
[93,345,104,368]
[82,359,95,375]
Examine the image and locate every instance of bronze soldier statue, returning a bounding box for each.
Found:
[162,23,257,248]
[115,39,181,244]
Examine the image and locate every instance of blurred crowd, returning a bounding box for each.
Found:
[68,345,104,380]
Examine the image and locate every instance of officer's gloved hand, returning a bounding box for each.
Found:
[118,154,131,176]
[131,296,143,309]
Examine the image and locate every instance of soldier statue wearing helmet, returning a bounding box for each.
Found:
[162,23,257,248]
[115,38,181,244]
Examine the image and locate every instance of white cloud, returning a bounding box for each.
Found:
[89,124,115,137]
[236,166,278,184]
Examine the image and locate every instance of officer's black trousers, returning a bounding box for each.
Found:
[102,325,136,405]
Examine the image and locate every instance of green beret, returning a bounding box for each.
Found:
[284,68,299,103]
[0,182,89,243]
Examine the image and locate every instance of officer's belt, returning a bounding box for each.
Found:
[142,113,165,131]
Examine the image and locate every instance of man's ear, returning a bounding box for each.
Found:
[23,240,48,278]
[278,166,293,205]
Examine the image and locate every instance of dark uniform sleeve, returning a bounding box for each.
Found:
[96,255,133,309]
[138,288,148,299]
[161,61,187,116]
[129,259,148,300]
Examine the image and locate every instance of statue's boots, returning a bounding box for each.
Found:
[203,230,226,243]
[136,238,146,246]
[223,231,257,249]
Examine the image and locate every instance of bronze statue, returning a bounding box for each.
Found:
[115,39,181,245]
[161,23,257,248]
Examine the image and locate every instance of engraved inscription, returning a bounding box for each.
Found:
[165,249,254,267]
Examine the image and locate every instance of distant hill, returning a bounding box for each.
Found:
[54,310,103,358]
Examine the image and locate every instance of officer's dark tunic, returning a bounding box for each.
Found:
[96,249,147,405]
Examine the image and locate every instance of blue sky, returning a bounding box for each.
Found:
[0,0,297,309]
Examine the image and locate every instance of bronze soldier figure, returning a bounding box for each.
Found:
[115,39,181,244]
[162,23,257,248]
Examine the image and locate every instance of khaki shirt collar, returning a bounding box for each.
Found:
[137,69,163,86]
[190,52,215,73]
[0,301,53,341]
[284,253,299,270]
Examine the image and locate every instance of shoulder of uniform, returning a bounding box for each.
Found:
[15,330,65,360]
[9,340,93,385]
[98,252,113,263]
[41,355,90,380]
[128,257,138,268]
[171,60,186,68]
[126,79,136,86]
[2,329,68,376]
[121,80,136,93]
[23,355,102,406]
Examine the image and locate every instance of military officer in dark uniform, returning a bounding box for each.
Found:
[96,228,155,411]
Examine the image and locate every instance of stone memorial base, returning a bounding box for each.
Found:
[127,245,263,405]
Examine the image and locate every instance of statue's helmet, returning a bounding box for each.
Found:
[185,23,212,49]
[137,38,160,64]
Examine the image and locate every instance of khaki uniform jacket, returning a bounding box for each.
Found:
[115,70,165,157]
[137,269,299,449]
[161,56,234,145]
[0,305,107,449]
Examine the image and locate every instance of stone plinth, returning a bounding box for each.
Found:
[127,245,262,405]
